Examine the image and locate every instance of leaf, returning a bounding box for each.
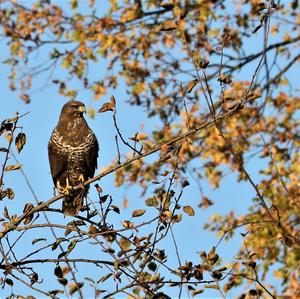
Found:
[5,188,14,200]
[4,163,22,172]
[122,197,128,209]
[88,106,95,119]
[88,225,98,235]
[30,272,38,285]
[129,132,148,141]
[98,273,113,283]
[252,23,263,34]
[173,6,181,21]
[191,289,204,296]
[110,204,120,214]
[52,238,67,251]
[98,95,116,113]
[69,282,84,295]
[32,238,47,245]
[58,252,68,259]
[132,209,145,218]
[204,284,219,289]
[15,132,26,153]
[186,79,199,93]
[58,278,68,286]
[119,237,131,251]
[160,20,177,31]
[67,240,77,253]
[199,196,213,209]
[285,235,295,248]
[145,196,158,207]
[183,206,195,216]
[3,206,10,219]
[5,278,13,286]
[148,261,157,272]
[121,220,134,229]
[54,266,63,278]
[160,2,174,9]
[182,179,190,188]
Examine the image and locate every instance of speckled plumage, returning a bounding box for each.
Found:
[48,101,99,216]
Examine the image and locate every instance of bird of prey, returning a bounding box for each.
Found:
[48,101,99,216]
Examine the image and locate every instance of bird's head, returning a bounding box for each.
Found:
[61,101,86,118]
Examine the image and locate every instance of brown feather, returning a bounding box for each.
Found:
[48,101,99,216]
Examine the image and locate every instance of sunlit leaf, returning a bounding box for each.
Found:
[183,206,195,216]
[4,163,22,172]
[132,209,145,218]
[15,132,26,153]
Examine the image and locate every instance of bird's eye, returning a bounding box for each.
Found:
[72,105,78,109]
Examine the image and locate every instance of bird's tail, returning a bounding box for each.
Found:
[62,189,86,216]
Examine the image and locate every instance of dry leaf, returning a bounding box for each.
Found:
[4,163,22,172]
[68,282,84,295]
[183,206,195,216]
[119,237,131,251]
[122,197,128,209]
[160,20,177,31]
[132,209,145,217]
[15,132,26,153]
[98,95,116,113]
[186,79,199,93]
[121,220,134,228]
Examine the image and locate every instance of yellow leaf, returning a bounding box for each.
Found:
[160,20,177,31]
[132,209,145,217]
[4,163,22,172]
[119,237,131,251]
[88,106,95,119]
[68,282,84,295]
[121,220,134,228]
[183,206,195,216]
[186,79,199,93]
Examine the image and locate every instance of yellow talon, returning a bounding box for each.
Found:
[78,174,85,184]
[57,178,73,195]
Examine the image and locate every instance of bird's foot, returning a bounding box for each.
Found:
[78,174,85,184]
[57,178,73,195]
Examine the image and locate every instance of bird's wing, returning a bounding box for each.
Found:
[85,133,99,179]
[48,139,68,186]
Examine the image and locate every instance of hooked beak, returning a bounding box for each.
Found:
[77,105,86,113]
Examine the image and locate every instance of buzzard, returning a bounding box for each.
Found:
[48,101,99,216]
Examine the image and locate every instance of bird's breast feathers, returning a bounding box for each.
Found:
[50,128,96,154]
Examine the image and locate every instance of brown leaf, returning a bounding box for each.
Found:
[122,197,128,209]
[58,278,68,286]
[129,132,148,141]
[182,180,190,188]
[15,132,26,153]
[88,225,98,235]
[199,196,213,209]
[160,20,177,31]
[132,209,145,218]
[186,79,199,93]
[98,95,116,113]
[3,206,10,219]
[119,237,131,251]
[54,266,63,278]
[4,163,22,172]
[98,273,113,283]
[183,206,195,216]
[69,282,84,295]
[160,2,174,9]
[121,220,134,229]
